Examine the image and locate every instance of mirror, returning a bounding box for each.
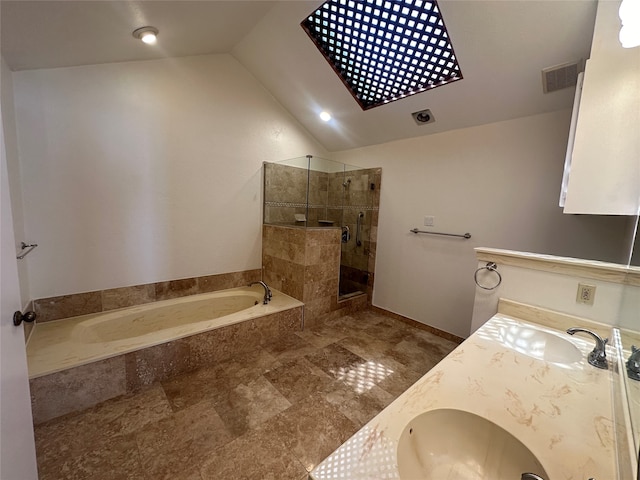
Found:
[628,219,640,446]
[615,218,640,474]
[618,325,640,461]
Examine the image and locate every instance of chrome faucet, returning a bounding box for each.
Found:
[627,345,640,381]
[566,327,608,369]
[249,281,272,304]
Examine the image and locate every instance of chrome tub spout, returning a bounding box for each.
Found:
[249,281,272,304]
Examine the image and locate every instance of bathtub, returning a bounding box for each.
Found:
[27,285,303,379]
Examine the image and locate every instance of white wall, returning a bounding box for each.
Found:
[11,54,327,299]
[1,57,29,307]
[470,261,633,333]
[335,110,631,338]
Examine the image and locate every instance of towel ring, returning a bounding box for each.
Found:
[474,262,502,290]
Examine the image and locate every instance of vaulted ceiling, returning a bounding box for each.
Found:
[1,0,597,151]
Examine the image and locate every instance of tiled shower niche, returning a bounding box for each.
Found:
[263,156,380,305]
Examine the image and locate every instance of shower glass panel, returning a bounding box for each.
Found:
[263,155,378,300]
[339,164,375,298]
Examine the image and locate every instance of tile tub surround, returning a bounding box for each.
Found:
[33,268,262,323]
[33,308,459,480]
[29,288,303,424]
[311,308,617,480]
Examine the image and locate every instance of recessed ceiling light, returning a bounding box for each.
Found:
[319,111,332,122]
[132,26,159,45]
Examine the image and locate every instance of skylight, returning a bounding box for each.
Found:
[301,0,463,110]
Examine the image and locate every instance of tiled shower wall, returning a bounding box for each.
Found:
[332,168,381,297]
[263,162,381,301]
[263,163,341,227]
[263,163,311,226]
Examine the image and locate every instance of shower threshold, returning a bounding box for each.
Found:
[338,290,365,301]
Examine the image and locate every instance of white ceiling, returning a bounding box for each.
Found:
[1,0,598,152]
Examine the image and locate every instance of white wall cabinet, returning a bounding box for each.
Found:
[563,0,640,215]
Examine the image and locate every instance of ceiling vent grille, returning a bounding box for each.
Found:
[542,61,582,94]
[301,0,463,110]
[412,108,435,125]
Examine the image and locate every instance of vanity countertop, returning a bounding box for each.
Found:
[310,307,617,480]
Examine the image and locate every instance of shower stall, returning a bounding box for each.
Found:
[263,155,381,300]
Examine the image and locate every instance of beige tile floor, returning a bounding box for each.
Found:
[34,309,459,480]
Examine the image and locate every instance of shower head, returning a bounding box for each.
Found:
[343,178,351,188]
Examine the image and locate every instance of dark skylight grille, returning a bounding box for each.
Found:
[301,0,462,110]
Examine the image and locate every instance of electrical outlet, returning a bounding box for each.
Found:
[576,283,596,305]
[424,215,435,227]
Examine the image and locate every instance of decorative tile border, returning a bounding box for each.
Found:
[265,201,379,211]
[265,201,309,208]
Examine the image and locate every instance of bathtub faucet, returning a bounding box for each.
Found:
[250,281,272,304]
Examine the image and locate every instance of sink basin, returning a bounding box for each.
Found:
[397,409,548,480]
[497,323,582,365]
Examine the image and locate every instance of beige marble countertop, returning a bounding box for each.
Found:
[310,309,617,480]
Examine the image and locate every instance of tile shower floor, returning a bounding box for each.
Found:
[34,309,459,480]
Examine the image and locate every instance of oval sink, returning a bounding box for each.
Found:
[498,324,582,365]
[397,409,548,480]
